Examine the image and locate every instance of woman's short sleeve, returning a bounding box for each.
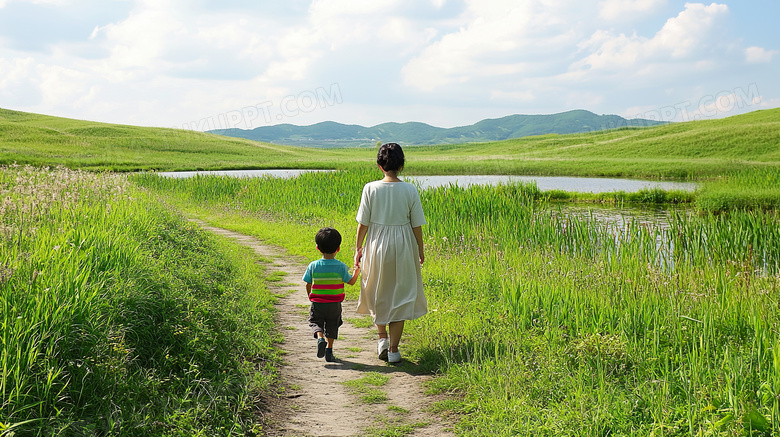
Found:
[356,184,371,225]
[409,185,426,228]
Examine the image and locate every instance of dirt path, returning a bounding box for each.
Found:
[196,222,454,437]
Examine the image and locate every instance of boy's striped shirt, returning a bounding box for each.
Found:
[302,258,352,303]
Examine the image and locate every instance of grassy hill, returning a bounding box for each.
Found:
[410,108,780,178]
[0,108,316,171]
[1,107,779,179]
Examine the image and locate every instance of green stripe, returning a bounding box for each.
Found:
[311,289,344,295]
[313,279,343,285]
[312,272,343,279]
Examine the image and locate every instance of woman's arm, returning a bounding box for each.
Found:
[412,226,424,265]
[354,223,369,267]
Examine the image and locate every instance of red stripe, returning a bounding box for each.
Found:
[312,283,344,290]
[310,293,345,303]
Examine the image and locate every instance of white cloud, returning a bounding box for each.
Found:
[0,56,35,87]
[37,64,93,108]
[0,56,96,110]
[598,0,666,21]
[9,0,447,128]
[306,0,438,53]
[1,1,777,130]
[91,5,182,75]
[574,3,729,73]
[745,46,777,63]
[652,2,728,58]
[87,2,281,82]
[0,57,41,107]
[402,0,580,91]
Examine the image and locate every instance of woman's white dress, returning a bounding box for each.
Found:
[356,181,427,325]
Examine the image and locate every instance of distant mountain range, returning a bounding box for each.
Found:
[208,109,668,147]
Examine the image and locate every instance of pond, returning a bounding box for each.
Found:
[154,170,697,194]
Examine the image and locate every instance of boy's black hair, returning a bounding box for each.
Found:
[315,227,342,254]
[377,142,405,172]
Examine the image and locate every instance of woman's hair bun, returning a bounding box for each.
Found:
[377,142,405,172]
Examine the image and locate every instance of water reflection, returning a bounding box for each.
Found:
[554,203,680,229]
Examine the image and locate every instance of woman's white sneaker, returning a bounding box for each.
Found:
[388,350,402,363]
[377,338,389,360]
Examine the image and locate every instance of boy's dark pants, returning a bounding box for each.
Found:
[309,302,343,339]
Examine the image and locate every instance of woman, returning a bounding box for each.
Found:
[354,142,427,363]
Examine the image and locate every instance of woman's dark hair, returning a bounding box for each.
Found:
[377,142,405,172]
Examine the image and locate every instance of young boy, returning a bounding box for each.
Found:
[302,227,360,362]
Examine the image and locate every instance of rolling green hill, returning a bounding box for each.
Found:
[1,107,779,179]
[208,109,667,147]
[0,108,315,171]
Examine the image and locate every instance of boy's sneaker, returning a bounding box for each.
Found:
[377,338,389,360]
[325,348,336,362]
[317,338,327,358]
[388,350,402,363]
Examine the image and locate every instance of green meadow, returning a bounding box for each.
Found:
[2,107,780,179]
[2,107,780,435]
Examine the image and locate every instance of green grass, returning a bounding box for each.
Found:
[136,169,780,435]
[0,166,280,435]
[545,187,695,205]
[363,419,430,437]
[342,372,391,404]
[387,405,409,414]
[265,271,288,282]
[345,316,375,328]
[695,167,780,212]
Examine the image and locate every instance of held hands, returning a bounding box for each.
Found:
[354,247,363,268]
[355,246,423,267]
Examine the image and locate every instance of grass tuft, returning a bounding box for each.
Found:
[342,372,391,404]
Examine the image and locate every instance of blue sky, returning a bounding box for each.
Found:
[0,0,777,130]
